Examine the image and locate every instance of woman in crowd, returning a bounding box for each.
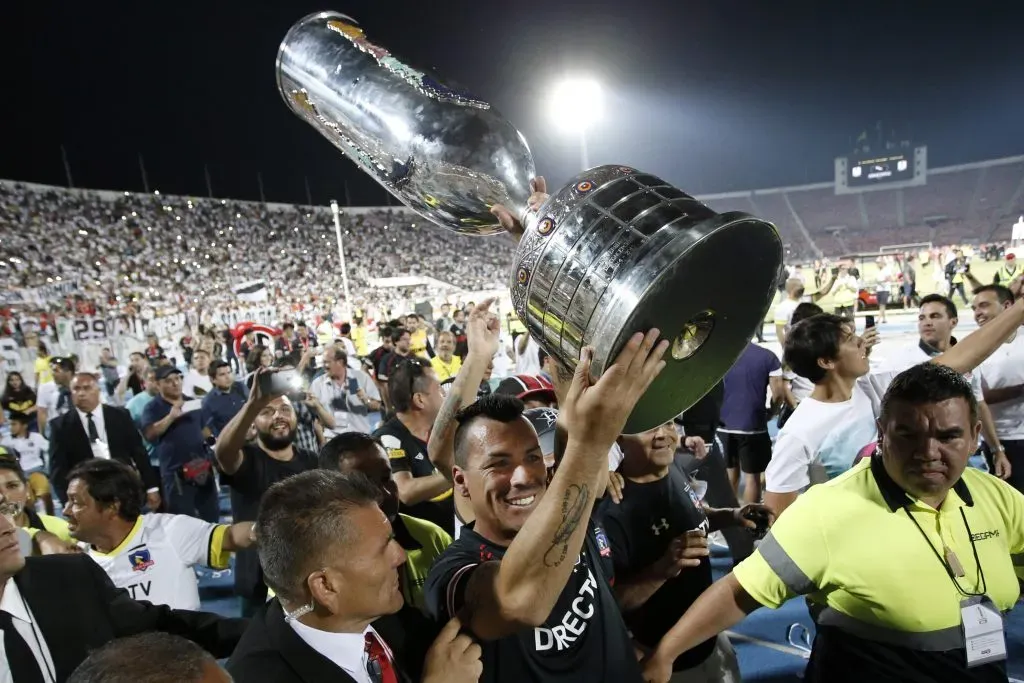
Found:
[2,371,38,431]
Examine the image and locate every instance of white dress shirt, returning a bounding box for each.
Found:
[0,578,56,683]
[76,407,107,443]
[288,620,381,683]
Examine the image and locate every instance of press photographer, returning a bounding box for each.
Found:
[308,345,381,438]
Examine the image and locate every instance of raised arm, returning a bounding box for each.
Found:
[428,299,501,481]
[213,367,280,475]
[932,294,1024,374]
[460,330,669,641]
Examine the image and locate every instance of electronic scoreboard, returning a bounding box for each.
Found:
[834,145,927,195]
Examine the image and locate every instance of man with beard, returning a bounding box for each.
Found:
[424,330,669,683]
[214,367,319,616]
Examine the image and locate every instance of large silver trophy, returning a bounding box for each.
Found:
[277,11,783,432]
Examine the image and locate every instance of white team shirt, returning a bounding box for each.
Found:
[85,513,228,610]
[0,433,49,472]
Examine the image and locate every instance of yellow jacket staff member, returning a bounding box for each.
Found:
[644,363,1024,683]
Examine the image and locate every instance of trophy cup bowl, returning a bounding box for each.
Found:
[277,13,784,432]
[276,11,535,235]
[513,166,782,433]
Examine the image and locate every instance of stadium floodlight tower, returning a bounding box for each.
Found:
[547,77,603,171]
[329,199,352,319]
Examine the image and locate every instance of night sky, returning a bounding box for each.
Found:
[6,0,1024,206]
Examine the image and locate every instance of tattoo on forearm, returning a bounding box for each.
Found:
[543,484,589,567]
[434,388,462,437]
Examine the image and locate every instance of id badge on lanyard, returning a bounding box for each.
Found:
[905,506,1007,668]
[960,595,1007,667]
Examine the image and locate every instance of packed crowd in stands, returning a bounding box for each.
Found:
[0,162,1022,683]
[2,154,1022,337]
[0,180,516,335]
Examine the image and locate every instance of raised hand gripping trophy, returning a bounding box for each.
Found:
[277,11,783,433]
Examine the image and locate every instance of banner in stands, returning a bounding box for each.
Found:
[232,279,269,302]
[56,316,145,342]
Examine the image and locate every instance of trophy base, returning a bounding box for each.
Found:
[587,211,782,434]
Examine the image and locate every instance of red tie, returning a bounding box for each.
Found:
[364,630,398,683]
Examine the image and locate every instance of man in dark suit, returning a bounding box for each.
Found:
[0,500,245,682]
[49,372,160,509]
[226,470,480,683]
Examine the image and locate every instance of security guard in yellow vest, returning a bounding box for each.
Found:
[994,254,1019,286]
[643,363,1024,683]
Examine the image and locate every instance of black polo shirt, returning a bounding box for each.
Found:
[424,520,642,683]
[373,416,454,535]
[599,465,717,670]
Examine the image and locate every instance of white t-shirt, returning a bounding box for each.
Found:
[514,335,543,376]
[0,433,49,471]
[767,358,904,492]
[876,265,894,292]
[36,382,70,421]
[766,386,879,494]
[781,370,815,403]
[978,332,1024,440]
[182,369,213,398]
[881,342,985,403]
[85,513,227,610]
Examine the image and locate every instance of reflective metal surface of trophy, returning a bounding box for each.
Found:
[277,11,534,235]
[277,12,783,432]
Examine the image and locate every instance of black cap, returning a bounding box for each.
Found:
[155,366,183,381]
[524,407,558,457]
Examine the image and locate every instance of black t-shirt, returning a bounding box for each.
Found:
[219,442,318,598]
[679,380,724,442]
[377,350,412,382]
[126,373,145,398]
[599,465,716,671]
[424,521,642,683]
[373,417,454,535]
[367,344,390,377]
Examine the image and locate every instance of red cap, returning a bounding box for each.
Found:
[1007,253,1016,260]
[495,374,556,403]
